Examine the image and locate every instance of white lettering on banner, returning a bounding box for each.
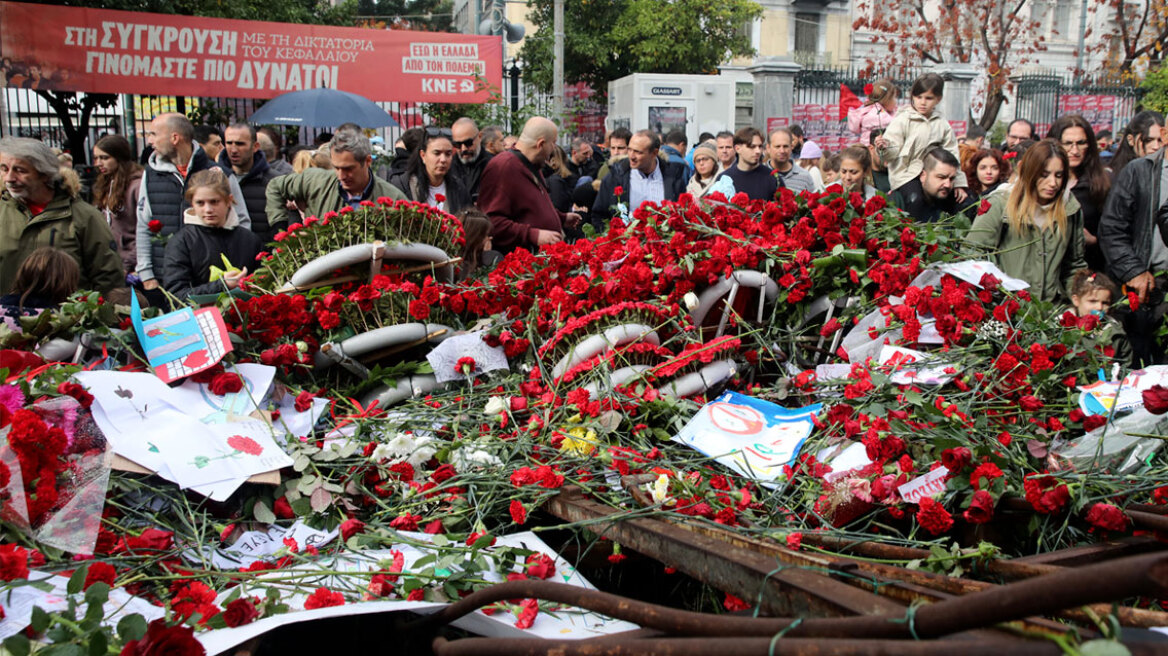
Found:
[401,57,485,76]
[410,42,478,59]
[85,52,199,79]
[236,62,338,91]
[95,21,238,56]
[897,466,950,505]
[420,78,476,94]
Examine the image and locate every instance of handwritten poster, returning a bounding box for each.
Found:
[674,391,821,486]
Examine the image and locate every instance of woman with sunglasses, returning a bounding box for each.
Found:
[388,127,471,214]
[1047,115,1112,271]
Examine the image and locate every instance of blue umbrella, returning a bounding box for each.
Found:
[247,88,399,128]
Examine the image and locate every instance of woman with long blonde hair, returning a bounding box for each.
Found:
[965,140,1086,302]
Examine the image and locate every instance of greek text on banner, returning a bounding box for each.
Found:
[0,2,502,103]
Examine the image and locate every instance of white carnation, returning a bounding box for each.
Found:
[484,396,508,416]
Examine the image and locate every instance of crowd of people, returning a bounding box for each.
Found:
[1,79,1166,367]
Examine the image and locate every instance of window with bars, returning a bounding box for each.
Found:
[794,12,821,55]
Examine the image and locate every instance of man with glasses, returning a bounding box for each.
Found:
[220,123,278,242]
[450,117,493,201]
[713,127,779,201]
[266,128,405,229]
[1004,119,1035,149]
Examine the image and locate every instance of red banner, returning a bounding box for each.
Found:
[0,2,503,103]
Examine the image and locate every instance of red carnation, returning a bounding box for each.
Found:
[0,544,29,581]
[1018,395,1045,412]
[1143,385,1168,415]
[940,447,971,473]
[723,593,751,612]
[147,220,163,234]
[83,561,117,589]
[208,373,244,395]
[1085,502,1128,532]
[456,356,476,376]
[304,587,345,610]
[222,598,260,627]
[525,553,556,579]
[119,619,204,656]
[962,490,995,524]
[509,499,527,525]
[613,185,624,197]
[273,496,295,519]
[915,497,954,536]
[515,598,539,629]
[340,518,366,541]
[977,199,991,215]
[1024,474,1070,514]
[294,391,315,413]
[57,381,93,409]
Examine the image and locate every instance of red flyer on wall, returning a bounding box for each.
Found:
[0,1,502,103]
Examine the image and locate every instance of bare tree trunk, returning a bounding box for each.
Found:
[979,90,1006,131]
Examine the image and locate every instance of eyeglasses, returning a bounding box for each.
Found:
[1060,140,1089,151]
[452,138,476,148]
[425,127,453,138]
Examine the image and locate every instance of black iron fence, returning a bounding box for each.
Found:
[0,65,554,165]
[790,65,922,153]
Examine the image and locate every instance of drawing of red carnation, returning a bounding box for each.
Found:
[227,435,264,456]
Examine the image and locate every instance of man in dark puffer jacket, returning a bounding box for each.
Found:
[136,113,249,291]
[220,123,277,243]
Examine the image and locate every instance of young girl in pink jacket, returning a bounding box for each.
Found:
[847,78,899,146]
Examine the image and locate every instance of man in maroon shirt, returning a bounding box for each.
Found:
[477,117,581,253]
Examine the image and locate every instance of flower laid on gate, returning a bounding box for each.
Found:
[1085,502,1128,532]
[962,490,996,525]
[915,497,954,536]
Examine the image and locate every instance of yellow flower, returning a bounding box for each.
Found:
[559,426,598,456]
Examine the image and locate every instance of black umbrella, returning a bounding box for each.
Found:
[247,88,399,128]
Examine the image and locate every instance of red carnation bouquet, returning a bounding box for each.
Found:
[0,394,112,554]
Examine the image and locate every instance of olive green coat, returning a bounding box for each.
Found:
[0,188,125,294]
[965,187,1086,303]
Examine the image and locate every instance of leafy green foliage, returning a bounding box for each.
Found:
[355,0,454,32]
[32,0,357,26]
[1141,65,1168,115]
[518,0,762,95]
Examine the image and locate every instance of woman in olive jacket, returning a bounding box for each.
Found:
[965,140,1086,303]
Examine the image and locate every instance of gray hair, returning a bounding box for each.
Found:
[329,128,372,161]
[0,137,62,184]
[159,113,194,142]
[453,117,478,132]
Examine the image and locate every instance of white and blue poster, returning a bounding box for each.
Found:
[673,391,821,486]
